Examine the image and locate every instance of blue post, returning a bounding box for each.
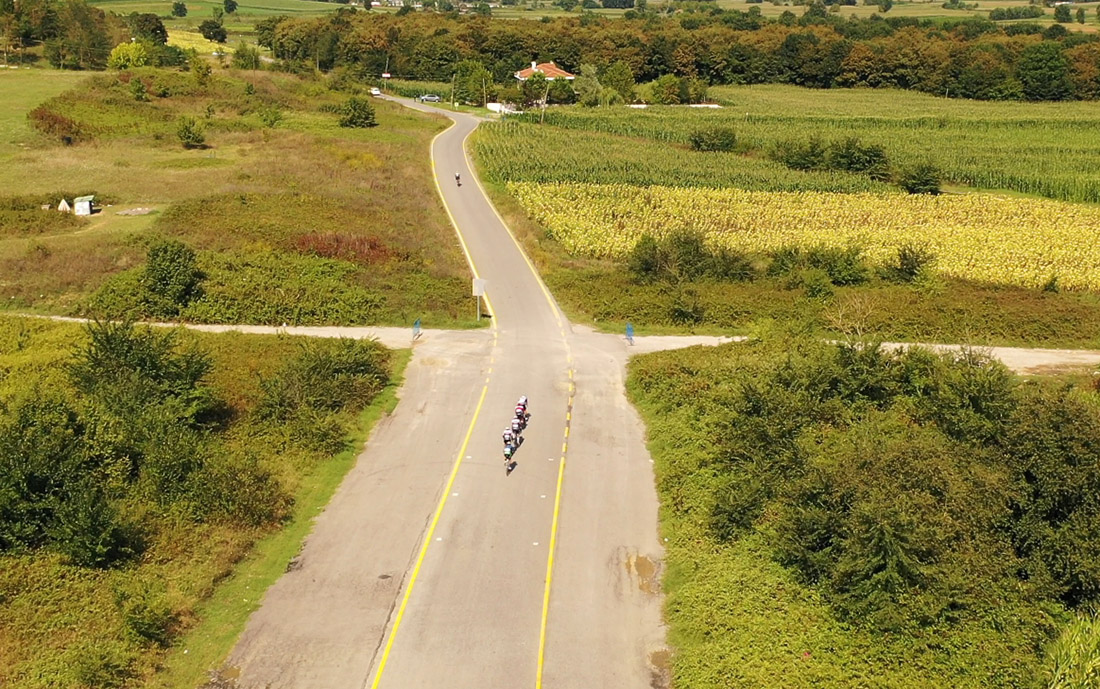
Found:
[625,321,634,346]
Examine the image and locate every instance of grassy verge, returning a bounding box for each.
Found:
[149,348,410,689]
[0,316,403,688]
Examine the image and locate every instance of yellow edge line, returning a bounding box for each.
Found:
[431,120,498,324]
[368,382,491,689]
[463,128,560,329]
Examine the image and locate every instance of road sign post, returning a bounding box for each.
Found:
[472,278,487,321]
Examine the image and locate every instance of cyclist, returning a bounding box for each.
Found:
[455,171,461,186]
[511,418,523,435]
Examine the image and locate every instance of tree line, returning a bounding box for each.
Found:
[256,5,1100,101]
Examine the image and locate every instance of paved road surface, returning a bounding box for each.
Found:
[225,102,667,687]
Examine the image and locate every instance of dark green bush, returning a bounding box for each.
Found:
[880,243,935,283]
[826,137,891,181]
[627,234,662,282]
[142,240,204,318]
[806,246,869,286]
[50,480,128,568]
[771,136,828,171]
[258,338,390,420]
[688,126,737,152]
[899,162,942,194]
[339,96,377,128]
[176,116,205,148]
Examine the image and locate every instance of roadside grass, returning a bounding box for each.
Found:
[148,348,410,689]
[0,316,406,688]
[0,68,473,327]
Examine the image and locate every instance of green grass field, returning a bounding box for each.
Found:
[0,70,90,154]
[1,67,474,327]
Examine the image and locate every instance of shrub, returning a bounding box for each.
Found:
[805,246,869,286]
[171,0,187,16]
[176,116,205,149]
[898,162,941,194]
[142,240,204,317]
[627,234,662,282]
[880,243,935,283]
[1043,612,1100,689]
[232,43,261,70]
[28,105,85,144]
[114,580,176,646]
[130,77,148,102]
[258,338,390,420]
[688,126,737,152]
[258,106,283,128]
[771,136,827,171]
[339,96,377,128]
[107,42,149,70]
[826,137,891,181]
[802,268,834,299]
[50,480,127,568]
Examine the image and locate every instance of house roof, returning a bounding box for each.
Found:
[74,195,95,203]
[514,61,575,81]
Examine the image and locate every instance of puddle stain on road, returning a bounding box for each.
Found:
[627,552,662,595]
[648,648,671,689]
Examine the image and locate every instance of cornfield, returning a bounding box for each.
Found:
[517,101,1100,204]
[509,181,1100,291]
[474,122,890,194]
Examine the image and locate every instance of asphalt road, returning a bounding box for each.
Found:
[225,102,667,687]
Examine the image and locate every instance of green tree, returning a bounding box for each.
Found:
[189,53,211,86]
[126,12,167,44]
[171,0,187,16]
[224,0,237,12]
[143,240,204,315]
[453,59,492,105]
[475,1,491,14]
[1055,2,1071,22]
[176,116,205,149]
[650,73,682,104]
[1017,41,1073,100]
[231,42,261,69]
[107,41,147,69]
[522,71,549,107]
[339,96,377,128]
[601,60,635,102]
[1076,6,1085,23]
[198,18,226,42]
[572,63,603,106]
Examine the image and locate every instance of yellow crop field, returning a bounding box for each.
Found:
[509,182,1100,291]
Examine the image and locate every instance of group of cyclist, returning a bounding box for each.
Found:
[502,396,530,467]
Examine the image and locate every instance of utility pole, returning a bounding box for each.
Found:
[540,79,550,125]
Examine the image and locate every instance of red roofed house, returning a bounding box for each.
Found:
[514,61,575,81]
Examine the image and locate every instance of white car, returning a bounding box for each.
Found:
[370,87,382,96]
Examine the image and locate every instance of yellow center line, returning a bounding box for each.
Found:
[367,114,501,689]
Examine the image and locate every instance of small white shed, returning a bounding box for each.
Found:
[74,195,94,216]
[57,198,71,212]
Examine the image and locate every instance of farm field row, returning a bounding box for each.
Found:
[529,93,1100,203]
[510,182,1100,290]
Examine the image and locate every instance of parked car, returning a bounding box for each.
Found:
[370,87,381,96]
[420,94,441,103]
